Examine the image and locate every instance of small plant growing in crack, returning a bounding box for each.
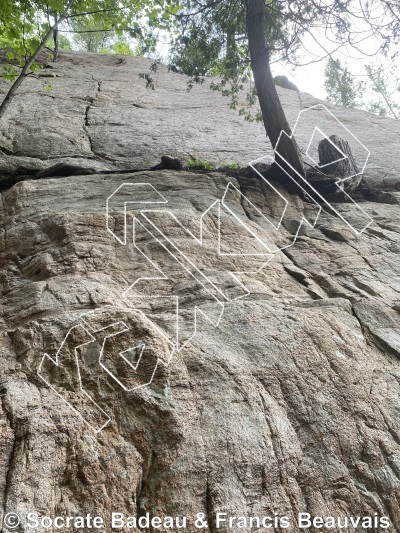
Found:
[185,158,216,171]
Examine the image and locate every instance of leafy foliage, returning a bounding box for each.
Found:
[168,0,289,120]
[0,0,182,119]
[108,37,134,55]
[0,0,41,80]
[185,158,216,171]
[67,14,114,52]
[0,0,180,83]
[167,0,400,123]
[324,57,365,108]
[218,162,241,171]
[365,64,400,119]
[323,57,399,119]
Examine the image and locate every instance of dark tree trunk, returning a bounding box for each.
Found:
[226,29,236,68]
[51,10,60,61]
[53,29,59,61]
[317,134,361,193]
[304,134,362,199]
[318,134,359,177]
[53,10,60,62]
[246,0,305,180]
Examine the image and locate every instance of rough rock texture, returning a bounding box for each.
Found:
[1,52,400,533]
[1,51,400,189]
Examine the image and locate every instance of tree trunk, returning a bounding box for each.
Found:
[53,10,60,62]
[226,28,236,68]
[302,134,362,200]
[53,29,59,61]
[317,134,361,193]
[246,0,305,179]
[318,135,359,177]
[0,1,74,120]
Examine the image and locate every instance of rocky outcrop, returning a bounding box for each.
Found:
[1,51,399,190]
[1,52,400,532]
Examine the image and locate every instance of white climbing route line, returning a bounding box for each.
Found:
[38,105,373,431]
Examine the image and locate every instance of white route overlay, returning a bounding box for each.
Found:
[38,105,373,431]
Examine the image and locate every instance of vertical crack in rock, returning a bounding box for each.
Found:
[84,104,94,155]
[84,80,101,157]
[0,392,15,520]
[205,477,217,533]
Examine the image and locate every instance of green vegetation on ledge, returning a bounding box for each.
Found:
[185,159,241,172]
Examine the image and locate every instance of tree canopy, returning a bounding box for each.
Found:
[324,57,399,118]
[0,0,179,117]
[1,0,400,180]
[166,0,400,177]
[324,58,365,108]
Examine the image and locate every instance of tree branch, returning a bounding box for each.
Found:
[0,0,76,119]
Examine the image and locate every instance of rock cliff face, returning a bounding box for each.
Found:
[1,52,400,533]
